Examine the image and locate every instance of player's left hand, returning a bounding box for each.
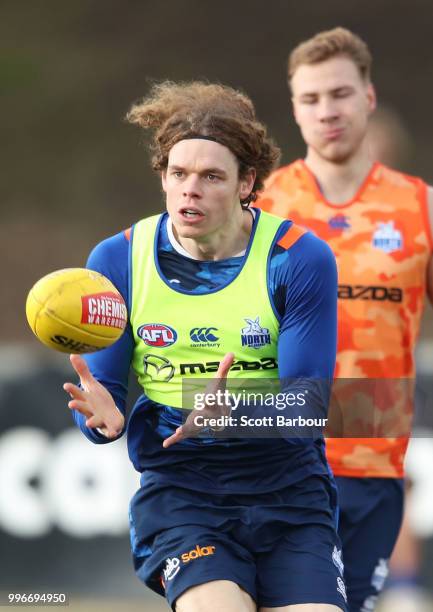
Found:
[162,352,234,448]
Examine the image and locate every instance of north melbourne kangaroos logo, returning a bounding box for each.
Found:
[372,222,403,254]
[241,317,271,349]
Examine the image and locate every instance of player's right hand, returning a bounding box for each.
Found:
[63,354,125,439]
[162,352,235,448]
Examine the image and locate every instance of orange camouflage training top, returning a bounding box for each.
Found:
[258,160,432,478]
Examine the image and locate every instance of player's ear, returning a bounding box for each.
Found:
[239,168,256,201]
[367,83,377,113]
[291,96,300,126]
[161,170,167,193]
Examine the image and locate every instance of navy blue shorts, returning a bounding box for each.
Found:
[336,476,404,612]
[129,475,348,610]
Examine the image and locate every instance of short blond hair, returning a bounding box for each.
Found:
[289,27,372,82]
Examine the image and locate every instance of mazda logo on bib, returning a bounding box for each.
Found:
[143,354,175,382]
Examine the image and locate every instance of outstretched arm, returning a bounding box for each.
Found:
[68,230,134,443]
[64,354,125,439]
[162,352,235,448]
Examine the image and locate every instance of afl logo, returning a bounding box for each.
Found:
[137,323,177,347]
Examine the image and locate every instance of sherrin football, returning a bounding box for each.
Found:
[25,268,127,354]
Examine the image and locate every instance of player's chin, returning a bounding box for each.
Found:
[320,143,355,164]
[176,223,210,239]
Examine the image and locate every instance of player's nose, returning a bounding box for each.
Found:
[182,173,202,198]
[317,97,339,122]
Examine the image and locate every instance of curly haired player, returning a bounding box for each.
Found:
[64,81,346,612]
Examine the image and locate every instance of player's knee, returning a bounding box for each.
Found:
[175,579,255,612]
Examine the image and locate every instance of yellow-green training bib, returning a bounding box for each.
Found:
[130,211,284,409]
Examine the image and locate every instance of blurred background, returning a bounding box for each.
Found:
[2,1,433,610]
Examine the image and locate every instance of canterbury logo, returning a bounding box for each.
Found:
[181,545,216,563]
[338,285,403,303]
[190,327,219,343]
[143,354,175,382]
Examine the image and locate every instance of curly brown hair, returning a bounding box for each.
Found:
[289,27,372,83]
[126,81,280,204]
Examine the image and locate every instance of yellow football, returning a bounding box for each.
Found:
[25,268,127,353]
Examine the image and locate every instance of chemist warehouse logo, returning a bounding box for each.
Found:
[81,292,127,329]
[162,545,216,583]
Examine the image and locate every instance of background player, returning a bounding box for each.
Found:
[368,107,431,612]
[64,81,346,611]
[257,28,433,612]
[366,106,413,171]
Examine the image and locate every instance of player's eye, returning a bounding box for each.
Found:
[172,171,184,178]
[207,173,218,181]
[299,96,317,105]
[334,88,352,98]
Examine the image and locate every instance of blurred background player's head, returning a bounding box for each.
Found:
[126,81,280,204]
[287,27,376,164]
[367,105,413,169]
[288,27,372,86]
[287,29,412,170]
